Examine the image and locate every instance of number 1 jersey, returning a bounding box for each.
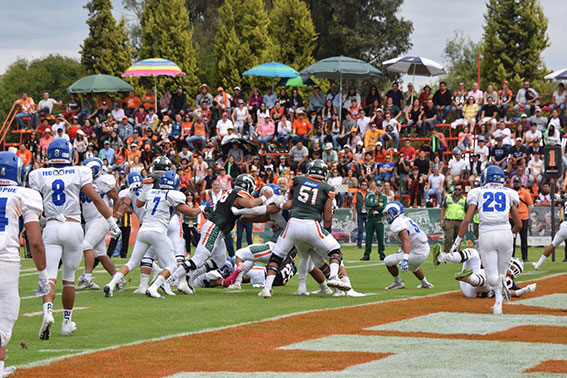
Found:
[467,185,519,234]
[290,176,335,221]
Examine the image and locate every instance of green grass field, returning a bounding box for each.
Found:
[8,245,565,369]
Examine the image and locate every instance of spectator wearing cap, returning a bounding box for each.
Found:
[214,87,233,118]
[187,112,208,152]
[256,115,275,151]
[288,139,309,172]
[509,137,528,174]
[195,84,213,110]
[111,101,125,122]
[221,124,238,145]
[361,180,387,260]
[292,110,312,145]
[512,176,532,261]
[514,80,539,118]
[529,107,547,133]
[468,153,483,186]
[352,180,369,249]
[233,86,246,104]
[99,139,115,165]
[322,142,338,166]
[490,136,509,170]
[263,164,278,185]
[440,182,467,252]
[170,86,188,115]
[424,165,445,207]
[232,99,249,135]
[118,115,134,142]
[90,99,110,125]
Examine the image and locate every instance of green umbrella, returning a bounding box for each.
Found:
[67,74,135,93]
[276,75,317,87]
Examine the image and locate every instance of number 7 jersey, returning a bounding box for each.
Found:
[290,176,335,222]
[467,184,519,234]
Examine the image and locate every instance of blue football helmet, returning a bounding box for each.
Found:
[219,256,235,278]
[47,139,74,166]
[82,158,104,179]
[384,201,404,224]
[481,165,505,185]
[0,152,25,186]
[160,171,180,190]
[126,172,143,190]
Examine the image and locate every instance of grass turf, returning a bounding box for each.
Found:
[8,244,564,367]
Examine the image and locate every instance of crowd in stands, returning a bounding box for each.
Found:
[10,79,567,209]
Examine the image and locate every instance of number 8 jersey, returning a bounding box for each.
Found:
[29,166,93,222]
[467,184,519,234]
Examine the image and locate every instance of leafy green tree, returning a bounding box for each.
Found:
[138,0,200,97]
[441,31,482,91]
[269,0,317,71]
[80,0,135,76]
[481,0,549,87]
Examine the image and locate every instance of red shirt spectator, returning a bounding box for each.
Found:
[399,139,416,161]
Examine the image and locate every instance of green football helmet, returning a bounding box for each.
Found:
[307,159,328,180]
[235,173,255,195]
[150,156,172,173]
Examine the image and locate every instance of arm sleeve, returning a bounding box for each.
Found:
[22,189,44,224]
[167,190,186,208]
[236,205,267,216]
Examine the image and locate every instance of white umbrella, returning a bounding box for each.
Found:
[545,68,567,81]
[383,56,447,102]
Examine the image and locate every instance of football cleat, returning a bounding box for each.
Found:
[133,286,147,294]
[417,282,434,289]
[295,289,310,296]
[500,275,511,303]
[145,287,164,299]
[385,280,405,290]
[346,289,366,297]
[311,287,333,295]
[116,278,126,292]
[160,281,176,296]
[61,321,77,336]
[103,285,113,298]
[2,366,16,377]
[455,269,473,281]
[89,281,100,290]
[251,284,264,288]
[531,262,540,270]
[524,283,537,294]
[333,289,346,297]
[177,279,195,295]
[77,274,89,290]
[39,313,54,340]
[227,283,241,290]
[327,276,351,292]
[432,244,441,266]
[258,287,272,298]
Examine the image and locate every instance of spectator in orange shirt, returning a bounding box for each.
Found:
[14,92,37,129]
[373,141,392,163]
[122,91,141,117]
[292,109,312,145]
[512,176,532,261]
[16,143,32,167]
[142,88,156,110]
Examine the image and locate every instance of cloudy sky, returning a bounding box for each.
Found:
[0,0,565,88]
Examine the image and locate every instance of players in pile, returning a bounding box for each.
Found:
[449,165,522,314]
[103,171,201,298]
[0,152,49,378]
[77,158,122,291]
[258,159,351,298]
[434,248,536,298]
[382,201,434,290]
[29,139,120,339]
[171,173,266,295]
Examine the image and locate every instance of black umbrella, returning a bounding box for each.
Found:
[221,137,258,157]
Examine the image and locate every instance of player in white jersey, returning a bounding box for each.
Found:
[28,139,120,340]
[104,171,202,298]
[533,198,567,270]
[77,158,121,291]
[383,201,434,290]
[450,165,522,314]
[0,152,49,378]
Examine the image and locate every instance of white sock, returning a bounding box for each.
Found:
[494,281,503,305]
[150,275,166,290]
[341,275,351,286]
[329,262,339,278]
[421,278,429,285]
[264,274,276,290]
[393,275,402,283]
[236,261,253,286]
[84,273,93,281]
[43,302,53,316]
[0,361,4,377]
[138,273,150,289]
[109,272,124,289]
[515,283,536,297]
[174,265,187,280]
[465,273,484,287]
[63,309,73,323]
[535,255,547,269]
[319,281,329,290]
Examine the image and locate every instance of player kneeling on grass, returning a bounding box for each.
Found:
[533,199,567,270]
[103,171,202,298]
[434,247,536,298]
[383,201,434,290]
[0,152,49,378]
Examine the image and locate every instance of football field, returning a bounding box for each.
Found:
[9,245,567,377]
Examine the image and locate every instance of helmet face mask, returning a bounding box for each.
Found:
[384,201,404,224]
[151,156,172,173]
[0,152,25,186]
[160,171,180,190]
[507,257,524,279]
[82,158,104,179]
[307,159,328,180]
[235,174,255,195]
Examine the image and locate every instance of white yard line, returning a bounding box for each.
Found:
[17,272,565,370]
[22,307,91,318]
[38,349,88,353]
[21,290,92,300]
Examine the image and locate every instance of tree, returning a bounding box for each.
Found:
[139,0,200,96]
[441,31,482,91]
[481,0,549,87]
[80,0,135,76]
[122,0,147,53]
[269,0,317,71]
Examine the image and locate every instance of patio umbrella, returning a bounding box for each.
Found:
[242,62,299,91]
[122,58,186,110]
[67,74,134,93]
[545,68,567,81]
[300,56,382,118]
[221,137,257,157]
[382,56,447,102]
[276,75,317,87]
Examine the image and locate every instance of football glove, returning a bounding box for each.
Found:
[107,217,121,238]
[37,270,50,297]
[449,236,463,254]
[400,255,409,272]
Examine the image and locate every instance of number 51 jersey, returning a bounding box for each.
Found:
[290,176,335,222]
[29,166,93,222]
[467,185,519,234]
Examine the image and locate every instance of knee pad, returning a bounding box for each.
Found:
[327,249,342,262]
[267,254,284,273]
[141,257,154,269]
[205,260,218,272]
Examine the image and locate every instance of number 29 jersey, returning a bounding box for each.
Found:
[290,176,335,222]
[29,166,93,222]
[467,184,519,234]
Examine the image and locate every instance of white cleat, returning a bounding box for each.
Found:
[251,284,264,288]
[327,276,351,292]
[177,279,195,295]
[346,289,366,297]
[89,281,100,290]
[133,286,148,294]
[333,289,346,297]
[258,287,272,298]
[385,280,405,290]
[39,313,54,340]
[61,320,77,336]
[2,366,16,377]
[227,283,241,290]
[311,287,333,295]
[116,278,126,292]
[417,282,434,289]
[103,285,113,298]
[295,289,310,296]
[500,275,511,303]
[492,302,503,315]
[524,283,537,294]
[77,275,89,290]
[161,282,176,296]
[145,286,164,299]
[531,262,540,270]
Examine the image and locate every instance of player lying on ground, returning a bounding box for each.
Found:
[433,247,536,298]
[450,165,522,315]
[29,139,120,340]
[0,152,49,378]
[532,201,567,270]
[382,201,434,290]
